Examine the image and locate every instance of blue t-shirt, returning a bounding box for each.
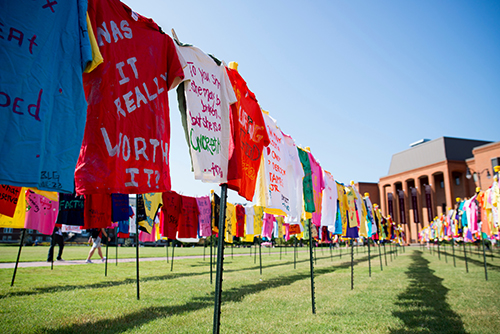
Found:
[0,0,92,193]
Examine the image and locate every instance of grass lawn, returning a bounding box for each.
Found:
[0,244,499,333]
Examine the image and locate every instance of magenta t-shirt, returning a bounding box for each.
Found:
[25,190,59,235]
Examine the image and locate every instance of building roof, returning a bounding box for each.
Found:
[386,137,492,176]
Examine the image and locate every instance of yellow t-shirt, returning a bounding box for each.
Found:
[0,188,27,228]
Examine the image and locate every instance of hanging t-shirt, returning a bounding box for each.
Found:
[256,113,294,216]
[309,152,325,227]
[225,203,236,243]
[298,148,315,213]
[0,188,27,229]
[57,192,85,226]
[111,194,130,222]
[211,192,221,234]
[321,170,337,227]
[262,213,275,239]
[283,133,304,223]
[364,196,377,237]
[140,193,162,234]
[253,206,264,236]
[235,204,246,238]
[129,205,137,234]
[117,206,133,238]
[335,182,348,236]
[161,191,182,239]
[76,0,184,194]
[346,187,359,228]
[352,186,368,237]
[175,43,237,183]
[136,194,147,232]
[83,193,111,229]
[245,206,255,235]
[0,185,22,218]
[177,195,199,239]
[0,1,91,193]
[225,67,270,201]
[24,190,59,235]
[196,196,212,237]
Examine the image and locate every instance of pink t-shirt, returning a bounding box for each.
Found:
[308,152,325,227]
[196,196,212,237]
[24,190,59,235]
[262,213,276,239]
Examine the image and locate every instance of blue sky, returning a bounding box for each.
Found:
[123,0,500,204]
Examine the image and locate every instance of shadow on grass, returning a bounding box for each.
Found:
[0,271,208,299]
[38,255,373,333]
[390,251,468,334]
[437,252,500,272]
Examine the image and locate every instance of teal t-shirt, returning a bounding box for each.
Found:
[0,0,92,193]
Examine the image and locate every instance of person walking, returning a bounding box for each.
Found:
[85,228,110,263]
[47,226,65,262]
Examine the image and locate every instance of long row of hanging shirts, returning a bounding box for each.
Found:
[0,0,406,245]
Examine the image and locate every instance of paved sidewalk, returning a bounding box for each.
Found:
[0,251,295,269]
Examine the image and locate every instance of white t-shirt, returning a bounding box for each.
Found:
[321,170,337,227]
[175,44,237,183]
[283,132,304,223]
[256,113,294,216]
[245,206,255,235]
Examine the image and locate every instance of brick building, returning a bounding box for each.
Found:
[378,137,500,243]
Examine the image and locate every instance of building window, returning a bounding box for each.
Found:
[36,236,43,242]
[7,236,12,240]
[492,157,500,171]
[4,228,13,234]
[27,229,34,234]
[455,177,460,185]
[440,181,444,188]
[2,236,6,241]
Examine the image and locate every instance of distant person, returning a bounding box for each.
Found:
[85,228,110,263]
[47,226,65,262]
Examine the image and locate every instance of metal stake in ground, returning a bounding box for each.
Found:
[213,184,228,334]
[105,228,109,277]
[294,237,297,269]
[210,237,213,284]
[307,219,316,314]
[452,239,456,267]
[171,240,175,272]
[378,241,383,271]
[259,237,262,275]
[115,226,118,266]
[481,233,488,281]
[11,229,26,287]
[135,210,140,300]
[368,238,371,277]
[383,243,388,266]
[350,238,354,290]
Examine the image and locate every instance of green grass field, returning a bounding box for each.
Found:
[1,244,499,333]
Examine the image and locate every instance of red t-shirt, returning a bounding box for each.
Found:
[76,0,184,195]
[161,191,182,239]
[177,196,199,239]
[225,68,270,201]
[83,194,112,229]
[235,204,246,238]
